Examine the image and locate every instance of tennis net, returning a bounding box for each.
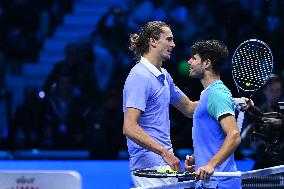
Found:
[133,165,284,189]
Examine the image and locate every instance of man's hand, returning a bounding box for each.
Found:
[241,97,254,111]
[196,164,215,180]
[234,97,254,111]
[184,155,195,172]
[160,148,181,171]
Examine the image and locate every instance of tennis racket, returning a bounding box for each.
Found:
[133,169,241,180]
[133,170,195,180]
[231,39,283,157]
[232,39,273,98]
[133,165,284,180]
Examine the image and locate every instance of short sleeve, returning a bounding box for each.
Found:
[207,88,235,121]
[124,73,151,112]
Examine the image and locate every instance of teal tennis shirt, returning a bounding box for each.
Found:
[193,80,241,189]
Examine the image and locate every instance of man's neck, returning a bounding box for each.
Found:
[201,73,220,89]
[143,54,162,72]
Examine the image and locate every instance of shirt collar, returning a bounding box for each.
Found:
[201,80,222,95]
[140,56,164,77]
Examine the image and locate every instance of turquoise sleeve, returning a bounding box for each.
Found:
[207,87,235,121]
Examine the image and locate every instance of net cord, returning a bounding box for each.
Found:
[241,165,284,179]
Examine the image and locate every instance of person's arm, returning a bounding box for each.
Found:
[234,97,254,132]
[123,107,181,171]
[173,96,198,118]
[196,115,241,180]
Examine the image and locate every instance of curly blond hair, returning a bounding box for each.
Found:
[129,21,170,61]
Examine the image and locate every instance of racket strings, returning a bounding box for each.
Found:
[232,40,273,92]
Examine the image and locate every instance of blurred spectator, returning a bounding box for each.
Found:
[260,74,283,112]
[127,1,154,32]
[93,5,130,70]
[95,5,129,46]
[87,86,124,159]
[43,42,97,99]
[43,43,79,95]
[1,0,42,73]
[10,86,44,149]
[0,0,74,74]
[42,69,92,149]
[92,41,114,93]
[253,75,283,168]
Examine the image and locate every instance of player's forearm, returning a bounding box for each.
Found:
[207,131,241,168]
[184,101,198,118]
[123,122,166,155]
[190,101,199,113]
[174,96,198,118]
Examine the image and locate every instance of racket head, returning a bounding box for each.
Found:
[232,39,273,96]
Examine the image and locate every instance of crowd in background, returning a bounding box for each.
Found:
[0,0,284,163]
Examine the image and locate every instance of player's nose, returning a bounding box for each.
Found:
[188,58,193,65]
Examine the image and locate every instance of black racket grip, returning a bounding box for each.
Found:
[247,105,263,117]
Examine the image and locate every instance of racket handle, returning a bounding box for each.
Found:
[247,105,263,117]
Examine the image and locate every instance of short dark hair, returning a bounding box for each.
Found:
[129,21,170,61]
[191,39,229,74]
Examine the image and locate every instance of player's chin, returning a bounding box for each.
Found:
[189,72,196,78]
[164,54,171,60]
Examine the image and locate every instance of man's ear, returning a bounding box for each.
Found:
[205,59,212,68]
[149,38,156,48]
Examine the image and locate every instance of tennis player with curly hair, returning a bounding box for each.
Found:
[123,21,198,187]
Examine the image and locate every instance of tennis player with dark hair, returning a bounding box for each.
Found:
[184,40,242,189]
[123,21,199,187]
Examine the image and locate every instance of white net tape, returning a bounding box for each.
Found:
[132,165,284,189]
[134,181,195,189]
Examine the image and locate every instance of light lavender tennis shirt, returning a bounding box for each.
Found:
[123,57,185,171]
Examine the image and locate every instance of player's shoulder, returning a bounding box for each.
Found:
[125,63,152,85]
[210,80,232,97]
[130,63,152,77]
